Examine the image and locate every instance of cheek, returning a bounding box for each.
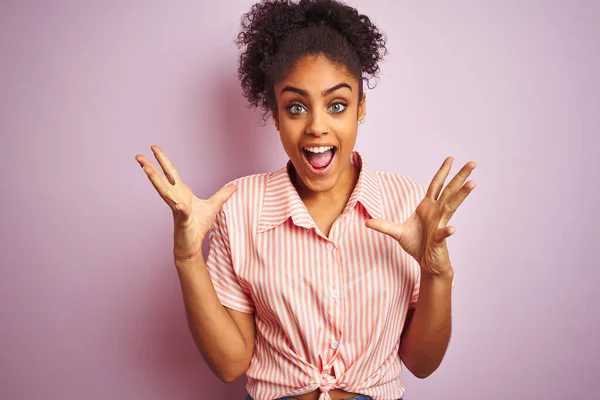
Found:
[279,117,304,141]
[333,115,358,139]
[336,116,357,132]
[278,129,301,153]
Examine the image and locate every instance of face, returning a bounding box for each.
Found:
[273,54,366,196]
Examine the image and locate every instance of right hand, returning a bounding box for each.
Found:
[135,145,237,261]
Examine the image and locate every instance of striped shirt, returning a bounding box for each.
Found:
[206,152,425,400]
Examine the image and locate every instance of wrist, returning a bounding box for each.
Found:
[421,267,454,283]
[174,251,205,268]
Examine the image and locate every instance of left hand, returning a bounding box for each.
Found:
[366,157,476,277]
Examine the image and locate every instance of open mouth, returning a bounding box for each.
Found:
[302,145,337,173]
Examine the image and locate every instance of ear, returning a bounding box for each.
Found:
[358,93,367,121]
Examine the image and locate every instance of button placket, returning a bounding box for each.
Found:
[330,248,341,322]
[333,241,346,362]
[323,237,344,364]
[324,239,338,352]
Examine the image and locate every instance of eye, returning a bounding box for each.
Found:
[287,103,307,114]
[328,102,347,113]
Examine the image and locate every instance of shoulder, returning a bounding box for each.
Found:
[219,169,283,221]
[374,170,426,199]
[227,171,272,195]
[220,172,270,210]
[372,170,427,218]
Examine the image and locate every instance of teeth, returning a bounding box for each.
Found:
[304,146,334,154]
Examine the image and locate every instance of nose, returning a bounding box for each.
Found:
[305,109,329,137]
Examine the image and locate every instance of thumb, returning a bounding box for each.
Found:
[365,218,403,242]
[209,183,237,211]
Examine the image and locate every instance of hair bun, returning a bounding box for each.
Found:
[237,0,387,118]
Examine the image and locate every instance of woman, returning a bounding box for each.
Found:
[135,0,476,399]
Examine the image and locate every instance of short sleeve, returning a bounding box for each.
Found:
[408,182,425,310]
[205,209,255,314]
[409,262,421,310]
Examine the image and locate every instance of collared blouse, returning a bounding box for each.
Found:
[206,152,425,400]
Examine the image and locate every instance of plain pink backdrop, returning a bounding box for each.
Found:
[1,1,598,399]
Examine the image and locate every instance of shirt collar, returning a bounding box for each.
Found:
[257,151,382,234]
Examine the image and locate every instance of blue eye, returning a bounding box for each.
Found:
[288,104,307,114]
[329,102,347,113]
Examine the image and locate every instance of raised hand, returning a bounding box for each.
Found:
[135,145,237,261]
[366,157,476,277]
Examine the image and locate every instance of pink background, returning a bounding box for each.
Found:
[1,1,598,399]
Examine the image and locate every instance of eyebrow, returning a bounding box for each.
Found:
[280,83,352,97]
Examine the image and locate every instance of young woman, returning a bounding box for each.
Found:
[135,1,476,399]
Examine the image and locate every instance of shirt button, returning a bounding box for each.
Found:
[331,290,339,300]
[331,341,339,350]
[326,243,334,250]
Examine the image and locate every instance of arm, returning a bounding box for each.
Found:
[135,146,255,382]
[399,269,453,379]
[368,159,475,378]
[175,255,255,383]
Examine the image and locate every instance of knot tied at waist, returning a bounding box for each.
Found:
[317,373,336,400]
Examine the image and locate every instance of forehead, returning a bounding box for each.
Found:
[275,54,358,93]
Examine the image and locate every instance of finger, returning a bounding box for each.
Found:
[173,201,193,225]
[151,145,182,185]
[439,180,476,226]
[426,157,454,200]
[208,184,238,210]
[137,156,180,208]
[365,218,403,241]
[434,226,455,243]
[438,161,476,205]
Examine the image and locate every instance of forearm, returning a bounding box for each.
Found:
[175,255,250,382]
[399,269,453,378]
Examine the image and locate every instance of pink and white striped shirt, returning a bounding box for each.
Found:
[206,152,425,400]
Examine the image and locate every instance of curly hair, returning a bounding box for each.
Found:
[236,0,387,118]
